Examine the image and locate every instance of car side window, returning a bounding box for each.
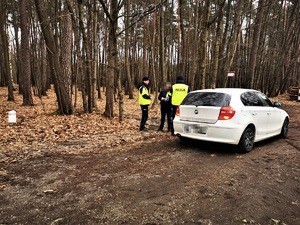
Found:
[241,92,262,106]
[257,93,273,107]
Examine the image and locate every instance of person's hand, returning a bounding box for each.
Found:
[161,97,166,101]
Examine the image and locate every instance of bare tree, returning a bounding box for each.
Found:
[99,0,124,118]
[0,1,14,101]
[34,0,73,114]
[248,0,265,88]
[61,0,73,107]
[125,0,134,99]
[198,0,211,89]
[19,0,33,105]
[210,0,225,89]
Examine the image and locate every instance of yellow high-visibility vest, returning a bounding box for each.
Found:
[171,83,188,106]
[139,86,151,105]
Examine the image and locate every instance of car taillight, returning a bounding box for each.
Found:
[175,106,180,116]
[218,106,236,120]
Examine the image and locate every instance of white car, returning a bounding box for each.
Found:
[173,88,289,152]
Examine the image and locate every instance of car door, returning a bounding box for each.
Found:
[257,92,283,135]
[241,92,268,138]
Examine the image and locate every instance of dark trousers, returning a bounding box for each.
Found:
[171,105,178,133]
[159,105,171,130]
[140,105,149,130]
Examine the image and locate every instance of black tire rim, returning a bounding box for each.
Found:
[244,128,254,150]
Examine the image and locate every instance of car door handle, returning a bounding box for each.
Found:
[252,112,257,116]
[267,112,271,115]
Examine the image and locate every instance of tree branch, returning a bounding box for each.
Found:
[117,0,125,11]
[98,0,113,23]
[117,0,167,36]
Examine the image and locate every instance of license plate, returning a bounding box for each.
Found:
[183,125,207,134]
[193,125,207,134]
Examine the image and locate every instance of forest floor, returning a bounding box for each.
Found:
[0,87,299,225]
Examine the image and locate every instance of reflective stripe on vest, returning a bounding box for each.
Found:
[171,83,188,106]
[139,86,151,105]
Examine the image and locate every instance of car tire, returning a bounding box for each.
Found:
[280,118,289,138]
[239,126,255,153]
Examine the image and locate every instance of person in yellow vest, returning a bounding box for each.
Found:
[170,75,190,134]
[138,76,151,131]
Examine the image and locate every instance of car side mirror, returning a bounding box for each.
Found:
[273,102,281,107]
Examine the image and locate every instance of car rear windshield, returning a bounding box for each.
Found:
[181,92,231,107]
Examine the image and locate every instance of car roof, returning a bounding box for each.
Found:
[190,88,259,95]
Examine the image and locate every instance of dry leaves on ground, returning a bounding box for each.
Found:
[0,87,170,165]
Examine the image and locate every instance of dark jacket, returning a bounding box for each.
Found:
[158,89,171,107]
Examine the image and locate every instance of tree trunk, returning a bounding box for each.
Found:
[210,0,225,88]
[190,0,200,90]
[198,0,210,89]
[177,0,185,75]
[159,0,166,83]
[0,1,14,101]
[11,1,22,94]
[125,0,134,99]
[105,7,116,117]
[99,0,121,118]
[77,0,91,112]
[66,0,83,109]
[222,0,242,88]
[248,0,265,88]
[151,9,158,108]
[20,0,33,105]
[40,40,48,96]
[92,0,99,107]
[61,0,73,107]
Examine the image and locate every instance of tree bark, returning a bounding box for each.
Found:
[248,0,265,88]
[177,0,185,75]
[0,1,14,101]
[125,0,134,99]
[78,0,93,112]
[20,0,34,105]
[92,0,99,107]
[99,0,122,118]
[222,0,242,88]
[198,0,210,89]
[210,1,225,89]
[159,0,166,83]
[61,0,73,107]
[190,0,200,90]
[11,1,22,94]
[151,9,158,108]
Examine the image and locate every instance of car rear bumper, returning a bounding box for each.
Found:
[173,118,245,145]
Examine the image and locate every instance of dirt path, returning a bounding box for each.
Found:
[0,105,299,225]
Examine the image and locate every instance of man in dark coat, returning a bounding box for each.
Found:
[158,82,172,131]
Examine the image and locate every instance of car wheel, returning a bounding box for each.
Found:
[280,118,289,138]
[239,126,255,153]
